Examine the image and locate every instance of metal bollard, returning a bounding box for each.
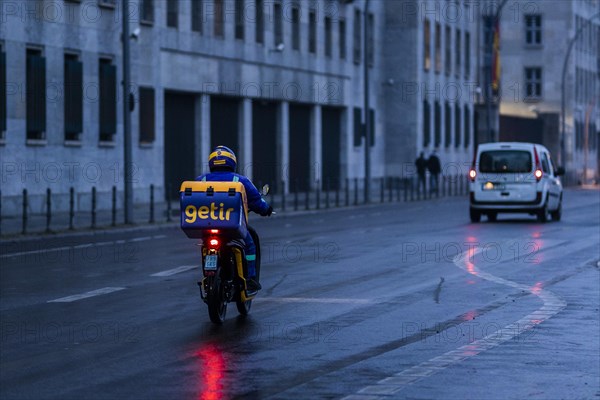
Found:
[294,180,299,211]
[69,187,75,230]
[388,177,393,203]
[335,179,340,208]
[316,180,320,210]
[442,176,447,197]
[91,186,97,229]
[410,179,415,201]
[325,179,330,209]
[345,178,349,207]
[111,186,117,226]
[380,177,385,203]
[354,178,358,206]
[403,178,408,202]
[46,188,51,233]
[305,185,310,211]
[22,189,28,235]
[166,183,173,222]
[281,181,286,212]
[149,184,155,223]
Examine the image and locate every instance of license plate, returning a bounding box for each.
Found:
[204,255,218,271]
[482,182,505,190]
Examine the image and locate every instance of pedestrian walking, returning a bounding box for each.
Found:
[427,150,441,195]
[415,152,427,196]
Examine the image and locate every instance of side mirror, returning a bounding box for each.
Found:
[555,166,565,176]
[261,184,270,196]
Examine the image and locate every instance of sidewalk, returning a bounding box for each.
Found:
[0,181,469,240]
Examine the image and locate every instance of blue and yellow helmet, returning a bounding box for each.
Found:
[208,145,237,172]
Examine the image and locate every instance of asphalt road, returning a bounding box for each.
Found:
[1,188,599,400]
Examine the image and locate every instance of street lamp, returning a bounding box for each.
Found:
[122,0,133,224]
[363,0,371,203]
[560,12,600,168]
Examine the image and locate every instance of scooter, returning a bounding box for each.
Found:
[179,181,272,324]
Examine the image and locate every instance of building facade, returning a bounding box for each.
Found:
[0,0,479,215]
[494,0,600,184]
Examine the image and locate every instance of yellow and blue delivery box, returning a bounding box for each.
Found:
[179,181,249,239]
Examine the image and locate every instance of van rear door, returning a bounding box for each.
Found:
[474,149,537,203]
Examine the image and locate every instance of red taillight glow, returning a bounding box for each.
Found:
[469,169,477,182]
[210,229,219,234]
[209,238,219,247]
[533,147,542,181]
[535,169,543,181]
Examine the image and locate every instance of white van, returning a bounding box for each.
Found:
[468,142,564,223]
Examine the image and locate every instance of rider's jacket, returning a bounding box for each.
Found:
[195,171,269,215]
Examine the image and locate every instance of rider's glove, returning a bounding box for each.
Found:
[262,206,273,217]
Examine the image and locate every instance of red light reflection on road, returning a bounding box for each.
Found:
[465,246,478,276]
[197,345,225,400]
[531,282,543,296]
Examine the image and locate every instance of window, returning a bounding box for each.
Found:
[525,67,542,100]
[480,151,532,173]
[454,104,461,148]
[339,19,346,59]
[423,101,430,147]
[455,29,461,77]
[98,0,116,7]
[465,31,470,78]
[541,152,550,173]
[140,0,154,23]
[353,107,362,146]
[445,26,451,76]
[64,54,83,142]
[214,0,224,37]
[166,0,178,28]
[434,23,441,73]
[235,0,244,40]
[525,14,542,45]
[464,106,470,148]
[325,17,332,57]
[255,0,264,43]
[139,87,155,144]
[309,10,316,53]
[353,9,361,64]
[26,49,46,141]
[99,58,116,142]
[444,102,451,148]
[424,19,430,71]
[191,0,203,33]
[0,46,5,137]
[434,101,441,147]
[273,1,283,47]
[367,13,374,66]
[292,6,300,50]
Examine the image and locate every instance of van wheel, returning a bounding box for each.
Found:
[470,208,481,223]
[536,202,550,223]
[550,198,562,221]
[487,212,497,222]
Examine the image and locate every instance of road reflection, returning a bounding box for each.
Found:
[197,344,226,400]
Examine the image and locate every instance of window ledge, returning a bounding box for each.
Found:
[99,140,116,148]
[140,19,154,26]
[524,97,542,103]
[26,139,47,146]
[139,142,154,148]
[98,1,116,10]
[524,44,543,49]
[64,140,82,147]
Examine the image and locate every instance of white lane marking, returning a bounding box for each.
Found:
[256,297,373,304]
[1,235,167,259]
[344,246,567,399]
[151,265,197,277]
[47,287,126,303]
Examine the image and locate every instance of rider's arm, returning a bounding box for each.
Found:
[239,176,270,215]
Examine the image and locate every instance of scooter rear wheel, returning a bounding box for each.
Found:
[206,276,227,324]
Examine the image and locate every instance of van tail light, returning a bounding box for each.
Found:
[533,147,543,182]
[469,168,477,182]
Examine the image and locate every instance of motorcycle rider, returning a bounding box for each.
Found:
[195,145,272,292]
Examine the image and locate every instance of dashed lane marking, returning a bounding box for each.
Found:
[47,287,126,303]
[151,265,198,277]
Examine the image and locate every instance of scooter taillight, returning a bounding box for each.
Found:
[208,238,220,248]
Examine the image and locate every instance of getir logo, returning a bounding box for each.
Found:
[184,203,235,223]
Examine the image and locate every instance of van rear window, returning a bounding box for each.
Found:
[479,150,532,173]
